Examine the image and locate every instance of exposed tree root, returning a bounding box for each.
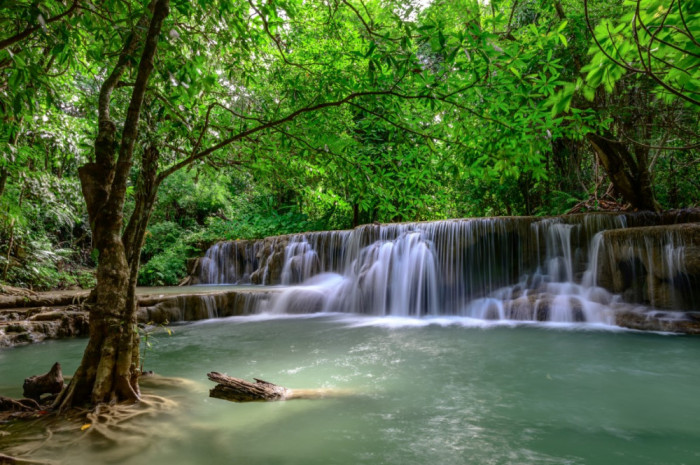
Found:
[0,452,56,464]
[1,375,196,464]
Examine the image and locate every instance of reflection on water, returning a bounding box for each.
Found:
[1,315,699,465]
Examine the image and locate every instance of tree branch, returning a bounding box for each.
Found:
[0,0,80,50]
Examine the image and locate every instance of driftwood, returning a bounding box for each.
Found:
[207,372,359,403]
[207,372,290,402]
[22,362,64,401]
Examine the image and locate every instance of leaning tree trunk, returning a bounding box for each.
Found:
[587,133,661,212]
[123,145,162,328]
[55,0,170,409]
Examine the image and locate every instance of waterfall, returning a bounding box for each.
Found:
[194,213,700,322]
[591,225,700,310]
[271,231,440,316]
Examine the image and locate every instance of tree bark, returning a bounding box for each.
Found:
[0,166,7,199]
[123,145,162,340]
[55,0,170,409]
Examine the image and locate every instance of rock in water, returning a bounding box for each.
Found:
[23,362,64,401]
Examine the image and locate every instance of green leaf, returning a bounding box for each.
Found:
[558,33,568,47]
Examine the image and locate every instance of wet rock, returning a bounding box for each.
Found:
[0,309,89,348]
[615,309,700,334]
[249,237,289,285]
[519,294,586,322]
[137,289,278,324]
[5,323,27,333]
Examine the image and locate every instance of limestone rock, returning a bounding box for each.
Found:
[0,305,89,348]
[615,309,700,334]
[137,289,278,324]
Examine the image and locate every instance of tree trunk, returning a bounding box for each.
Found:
[0,166,8,199]
[123,145,162,325]
[587,133,660,212]
[123,145,161,273]
[55,0,170,409]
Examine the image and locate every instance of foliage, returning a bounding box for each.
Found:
[582,0,700,107]
[1,0,699,292]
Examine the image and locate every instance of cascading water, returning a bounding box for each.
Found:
[280,239,321,285]
[265,215,629,322]
[271,231,440,316]
[194,213,700,325]
[590,224,700,310]
[199,241,261,284]
[460,215,627,324]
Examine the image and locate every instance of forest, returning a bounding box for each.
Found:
[2,0,697,293]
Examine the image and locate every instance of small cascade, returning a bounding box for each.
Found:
[271,231,440,316]
[202,295,218,319]
[590,224,700,310]
[280,238,321,285]
[175,294,219,320]
[463,213,628,324]
[534,220,576,282]
[199,241,261,284]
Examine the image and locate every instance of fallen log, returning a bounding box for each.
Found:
[23,362,64,401]
[207,372,290,402]
[206,372,360,403]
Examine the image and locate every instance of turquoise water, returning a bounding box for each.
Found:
[1,315,699,464]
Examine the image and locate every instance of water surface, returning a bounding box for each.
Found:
[1,316,699,464]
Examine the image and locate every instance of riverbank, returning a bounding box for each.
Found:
[0,286,282,348]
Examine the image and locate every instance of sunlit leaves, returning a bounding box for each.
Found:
[582,0,700,106]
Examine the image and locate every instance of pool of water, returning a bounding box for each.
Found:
[1,315,699,464]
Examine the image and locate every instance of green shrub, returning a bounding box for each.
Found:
[138,240,198,286]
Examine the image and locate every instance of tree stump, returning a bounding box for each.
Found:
[207,372,290,402]
[23,362,64,401]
